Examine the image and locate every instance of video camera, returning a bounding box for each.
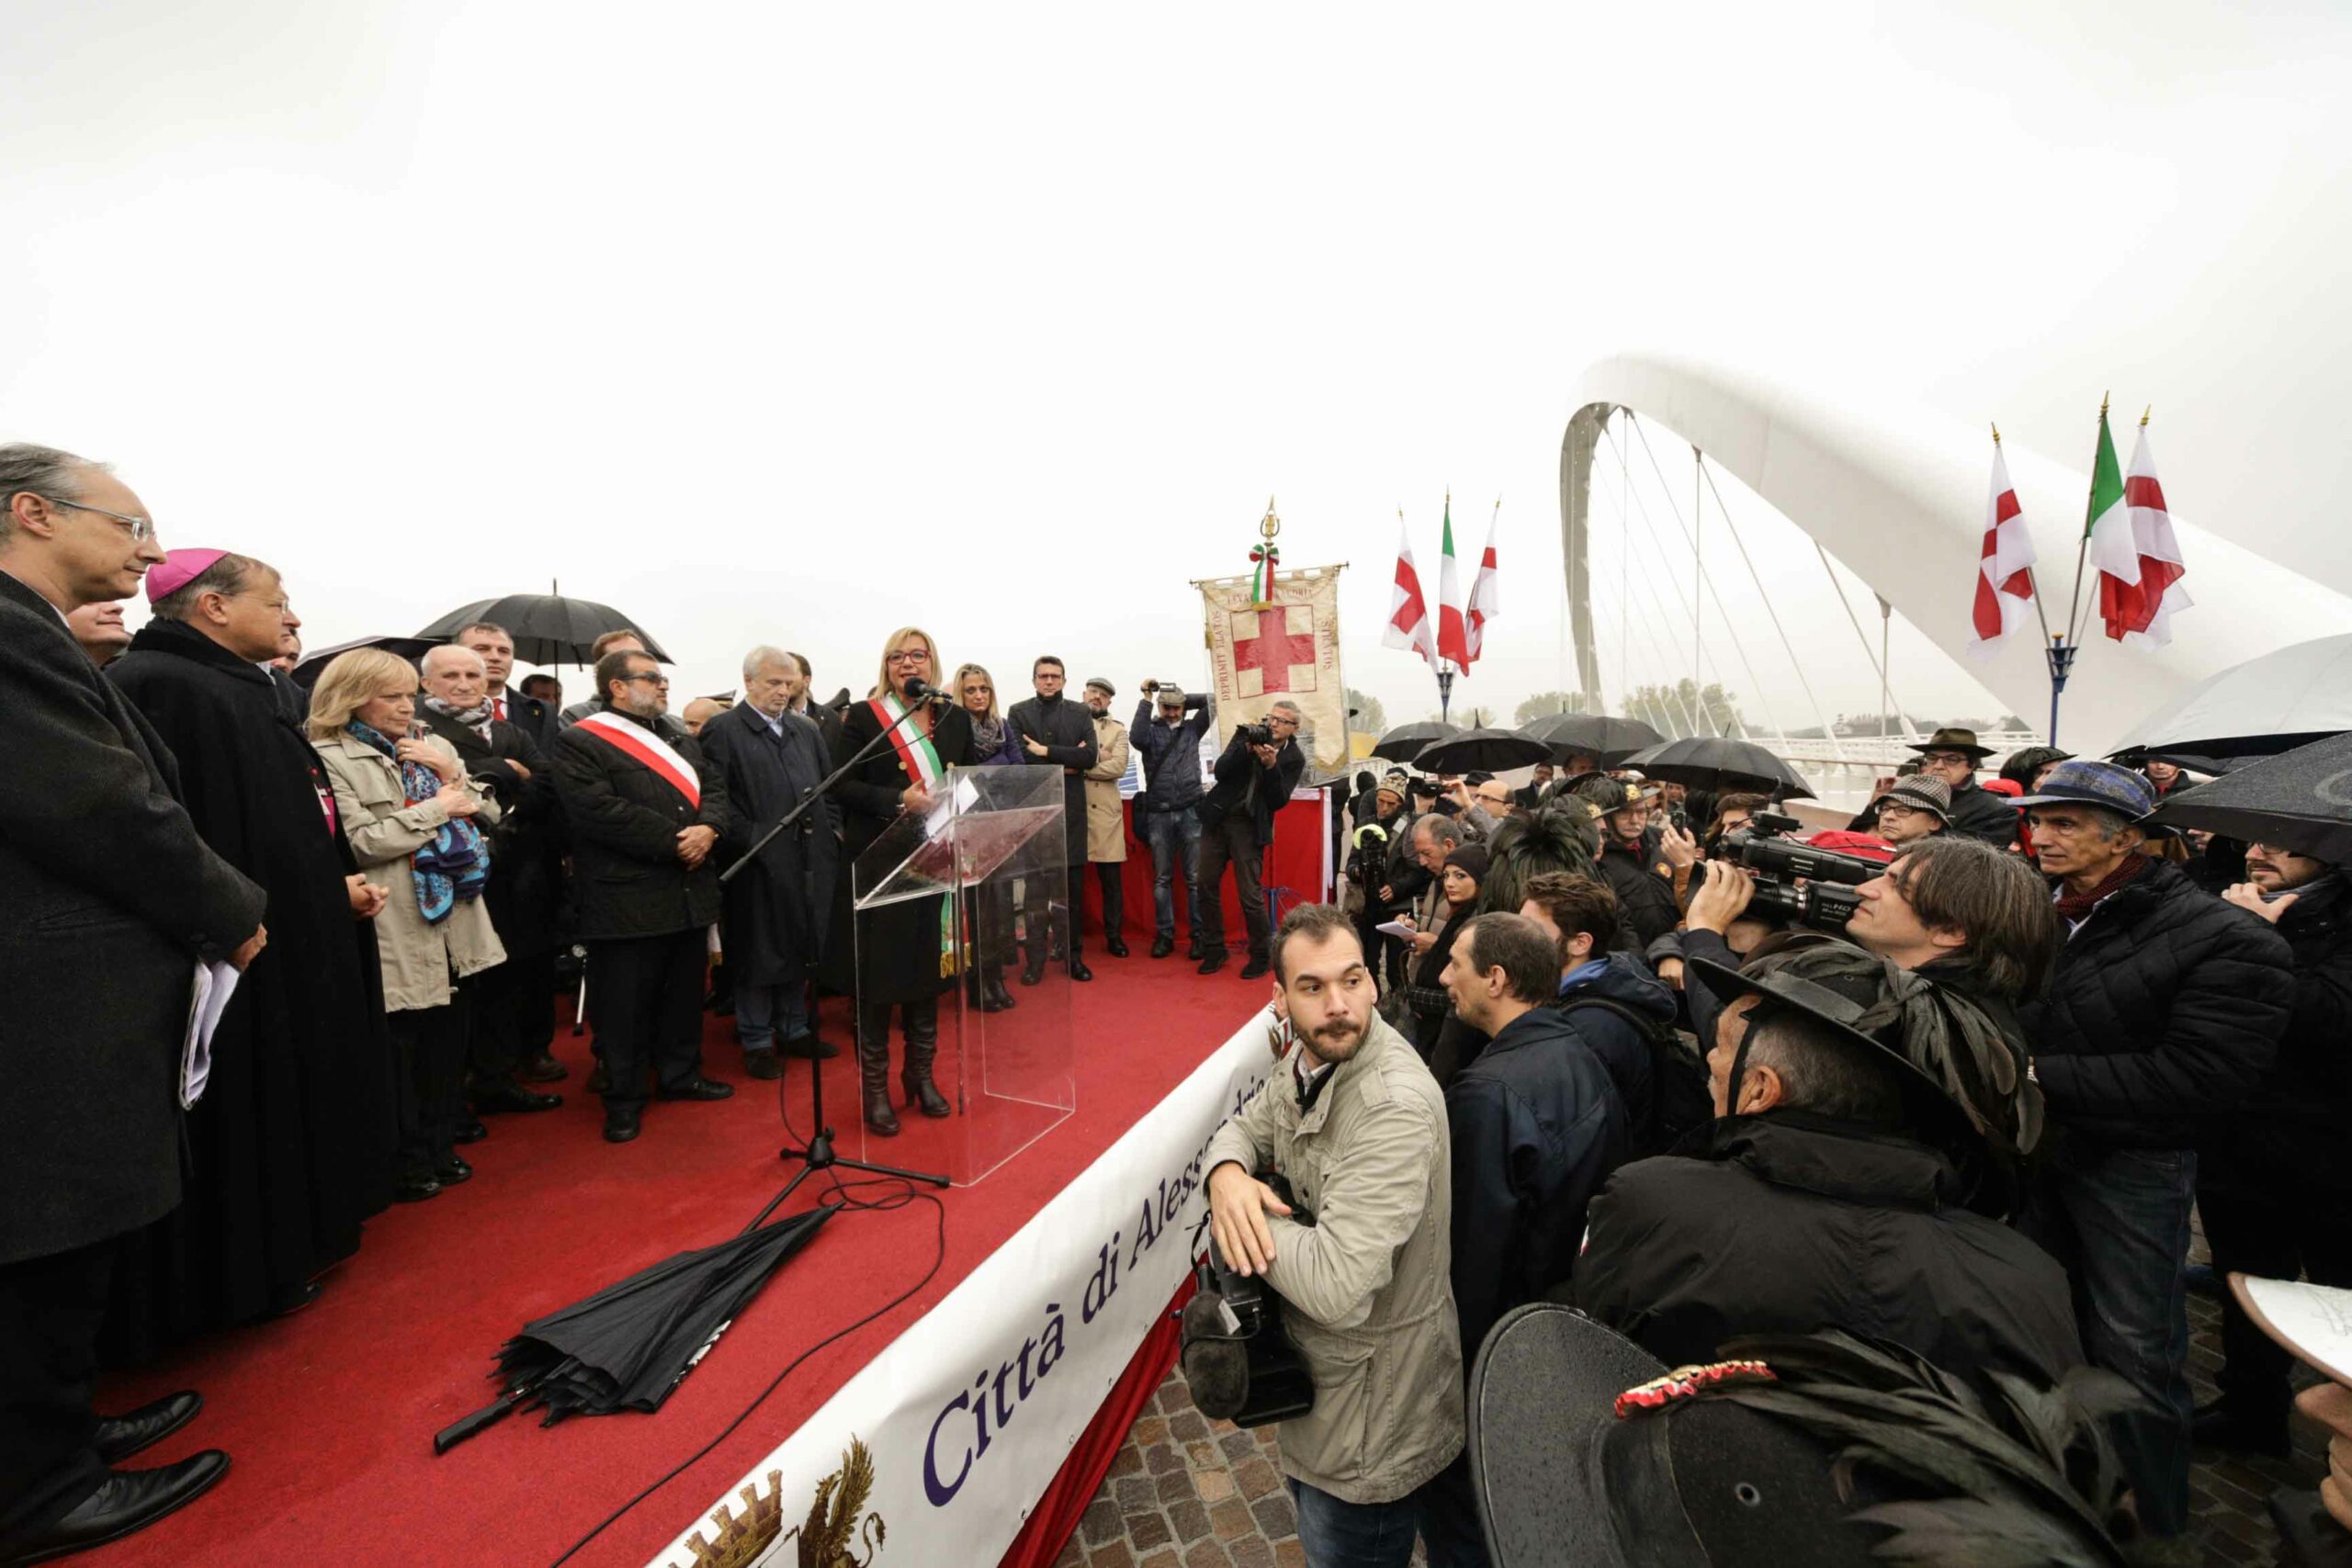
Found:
[1182,1171,1316,1428]
[1713,811,1881,933]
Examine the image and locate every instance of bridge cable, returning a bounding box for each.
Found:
[1808,537,1918,742]
[1591,446,1725,739]
[1605,427,1752,738]
[1590,450,1702,737]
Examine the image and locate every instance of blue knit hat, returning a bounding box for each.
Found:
[2012,759,2158,821]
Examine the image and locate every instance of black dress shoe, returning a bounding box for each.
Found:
[782,1033,839,1061]
[435,1156,473,1185]
[266,1280,322,1318]
[94,1393,202,1466]
[452,1118,488,1145]
[517,1052,568,1083]
[656,1076,735,1101]
[9,1452,231,1564]
[1150,935,1174,959]
[391,1173,442,1202]
[1196,951,1227,976]
[1238,957,1272,980]
[1105,937,1129,958]
[742,1049,782,1080]
[983,974,1018,1011]
[1069,959,1093,982]
[603,1111,641,1145]
[1019,961,1045,987]
[472,1080,561,1114]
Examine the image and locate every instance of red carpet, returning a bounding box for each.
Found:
[87,953,1271,1568]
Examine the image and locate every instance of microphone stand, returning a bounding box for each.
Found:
[720,694,951,1195]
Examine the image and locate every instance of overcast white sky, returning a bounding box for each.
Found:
[6,2,2346,732]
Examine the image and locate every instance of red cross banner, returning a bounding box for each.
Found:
[1199,564,1348,770]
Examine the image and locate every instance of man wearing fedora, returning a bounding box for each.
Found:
[2012,759,2293,1551]
[1865,774,1951,848]
[1907,728,2021,848]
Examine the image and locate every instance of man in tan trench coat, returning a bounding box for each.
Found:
[1081,677,1132,957]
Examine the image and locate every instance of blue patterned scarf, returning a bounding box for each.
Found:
[348,720,489,923]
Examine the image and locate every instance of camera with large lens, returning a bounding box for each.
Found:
[1182,1169,1316,1427]
[1714,811,1879,933]
[1241,720,1277,747]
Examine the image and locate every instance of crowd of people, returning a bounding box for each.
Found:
[3,440,2346,1565]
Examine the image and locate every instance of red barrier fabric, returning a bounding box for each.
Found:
[1083,793,1330,939]
[996,1275,1194,1568]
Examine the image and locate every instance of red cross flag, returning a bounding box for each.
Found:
[1966,431,2037,657]
[1202,563,1348,770]
[1383,513,1439,671]
[1463,501,1500,665]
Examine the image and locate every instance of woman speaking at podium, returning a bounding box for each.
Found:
[828,626,973,1137]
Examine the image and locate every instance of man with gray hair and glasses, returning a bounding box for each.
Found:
[0,444,266,1562]
[1193,699,1306,978]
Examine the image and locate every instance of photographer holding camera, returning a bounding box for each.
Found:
[1204,905,1459,1567]
[1193,700,1306,978]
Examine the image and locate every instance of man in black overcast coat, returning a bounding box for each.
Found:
[0,446,266,1564]
[1007,654,1099,983]
[1193,701,1306,978]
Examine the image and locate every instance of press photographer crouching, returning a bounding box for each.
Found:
[1202,905,1460,1567]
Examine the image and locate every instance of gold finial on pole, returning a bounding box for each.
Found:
[2141,405,2152,428]
[2100,390,2110,417]
[1260,498,1280,542]
[1991,422,2002,445]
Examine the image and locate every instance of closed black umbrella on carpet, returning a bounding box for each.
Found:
[1621,737,1814,800]
[1518,712,1664,766]
[1416,728,1554,774]
[2143,732,2352,865]
[433,1203,834,1453]
[417,592,673,668]
[1372,720,1459,762]
[290,633,447,689]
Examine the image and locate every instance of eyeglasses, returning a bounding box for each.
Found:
[33,495,155,543]
[623,671,671,687]
[1477,793,1510,807]
[886,650,930,666]
[1920,752,1972,768]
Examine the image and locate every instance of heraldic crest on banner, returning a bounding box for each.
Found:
[1199,501,1348,771]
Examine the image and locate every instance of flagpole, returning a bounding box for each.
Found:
[2044,396,2110,748]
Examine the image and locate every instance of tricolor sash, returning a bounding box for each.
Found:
[575,710,702,808]
[867,692,961,976]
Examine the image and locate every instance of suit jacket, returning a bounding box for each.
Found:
[550,705,729,939]
[492,688,556,749]
[0,570,266,1265]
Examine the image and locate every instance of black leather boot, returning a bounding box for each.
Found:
[900,1000,952,1118]
[857,1000,899,1136]
[982,964,1017,1012]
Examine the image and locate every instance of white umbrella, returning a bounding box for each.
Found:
[2107,633,2352,761]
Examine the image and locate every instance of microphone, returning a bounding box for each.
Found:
[900,678,956,708]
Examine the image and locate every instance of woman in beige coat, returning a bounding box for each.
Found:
[311,649,505,1202]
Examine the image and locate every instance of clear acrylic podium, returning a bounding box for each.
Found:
[848,764,1076,1185]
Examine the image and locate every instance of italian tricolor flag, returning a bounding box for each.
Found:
[2086,404,2190,644]
[1435,494,1470,671]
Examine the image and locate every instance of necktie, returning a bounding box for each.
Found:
[493,696,506,722]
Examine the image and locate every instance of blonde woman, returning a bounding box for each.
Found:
[827,627,973,1135]
[953,661,1022,1012]
[311,649,505,1202]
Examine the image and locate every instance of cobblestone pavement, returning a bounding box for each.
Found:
[1059,1225,2331,1567]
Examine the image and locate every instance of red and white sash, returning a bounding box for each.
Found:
[575,710,701,808]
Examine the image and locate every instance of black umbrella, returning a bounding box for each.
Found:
[2108,632,2352,762]
[1415,728,1554,774]
[433,1202,833,1453]
[417,592,673,667]
[1620,737,1814,800]
[1517,712,1665,766]
[2143,732,2352,864]
[290,633,447,689]
[1372,720,1459,762]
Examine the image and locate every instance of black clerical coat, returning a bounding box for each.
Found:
[700,702,841,988]
[824,698,974,1003]
[420,705,565,957]
[105,616,393,1347]
[0,573,266,1269]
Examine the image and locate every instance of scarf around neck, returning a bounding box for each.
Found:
[348,719,490,922]
[423,694,495,742]
[2052,851,2149,926]
[967,709,1007,761]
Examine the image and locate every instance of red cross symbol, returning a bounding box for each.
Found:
[1232,606,1318,695]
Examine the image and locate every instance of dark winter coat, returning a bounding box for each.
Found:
[697,702,840,989]
[1943,776,2020,848]
[0,573,266,1268]
[1576,1112,2085,1387]
[2021,858,2292,1150]
[1550,952,1679,1150]
[1594,833,1679,948]
[495,688,557,749]
[549,706,729,940]
[824,697,975,1003]
[419,706,565,957]
[1446,1006,1628,1359]
[1197,726,1306,847]
[1007,692,1097,865]
[107,615,394,1341]
[1130,694,1214,814]
[2199,873,2352,1195]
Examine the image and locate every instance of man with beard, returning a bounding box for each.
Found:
[697,647,841,1079]
[1008,655,1099,983]
[1205,905,1460,1567]
[415,644,567,1124]
[1,447,266,1564]
[107,548,394,1341]
[1906,728,2020,848]
[2194,838,2352,1457]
